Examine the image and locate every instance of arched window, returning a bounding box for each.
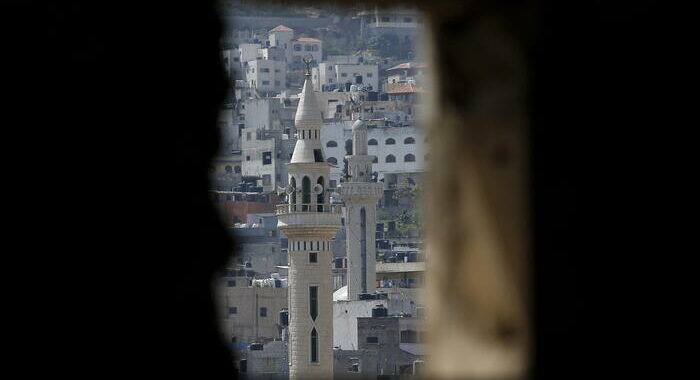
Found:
[368,139,378,146]
[310,328,318,362]
[404,137,415,144]
[404,154,416,162]
[327,157,338,165]
[326,140,337,148]
[345,139,353,155]
[302,176,311,209]
[225,165,232,173]
[386,154,396,163]
[317,177,325,211]
[290,177,297,205]
[385,138,396,145]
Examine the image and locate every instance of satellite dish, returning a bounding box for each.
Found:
[312,184,323,195]
[285,184,295,195]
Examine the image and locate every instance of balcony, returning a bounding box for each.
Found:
[275,203,343,215]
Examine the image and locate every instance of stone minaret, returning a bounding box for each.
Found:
[339,118,384,300]
[277,62,341,380]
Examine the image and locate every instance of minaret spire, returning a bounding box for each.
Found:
[340,118,384,300]
[278,57,341,379]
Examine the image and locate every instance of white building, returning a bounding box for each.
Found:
[276,68,342,379]
[291,37,322,66]
[321,123,426,187]
[312,62,379,92]
[268,25,294,62]
[245,59,287,94]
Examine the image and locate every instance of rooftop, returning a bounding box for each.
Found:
[387,62,426,71]
[376,261,426,273]
[294,37,322,43]
[269,25,293,33]
[384,83,420,94]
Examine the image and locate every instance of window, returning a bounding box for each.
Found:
[312,45,319,52]
[310,328,318,362]
[262,174,271,186]
[404,17,413,22]
[368,139,378,146]
[275,80,280,86]
[330,180,337,188]
[341,73,347,77]
[327,157,338,165]
[404,154,416,162]
[372,157,378,163]
[381,16,390,22]
[225,165,232,173]
[259,307,267,317]
[227,280,236,287]
[309,252,318,263]
[313,149,324,163]
[228,307,237,315]
[367,73,373,77]
[386,155,396,163]
[260,68,270,73]
[262,151,272,165]
[246,156,250,161]
[246,131,251,141]
[326,140,338,148]
[304,45,312,51]
[366,336,379,344]
[385,138,396,145]
[310,286,318,320]
[234,166,241,173]
[294,44,301,51]
[401,329,418,343]
[404,137,415,144]
[262,80,270,85]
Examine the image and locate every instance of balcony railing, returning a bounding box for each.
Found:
[276,203,343,215]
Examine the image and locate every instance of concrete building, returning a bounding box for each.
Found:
[231,213,286,275]
[339,118,383,300]
[276,68,342,379]
[238,340,289,380]
[240,128,296,192]
[268,25,294,63]
[217,282,289,345]
[322,123,426,187]
[290,37,322,66]
[358,7,421,50]
[332,290,418,352]
[333,348,379,379]
[312,62,379,92]
[357,314,425,376]
[245,58,287,94]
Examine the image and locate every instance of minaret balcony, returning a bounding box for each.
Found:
[276,203,343,216]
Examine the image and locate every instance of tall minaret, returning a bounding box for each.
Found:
[339,118,384,300]
[277,58,341,380]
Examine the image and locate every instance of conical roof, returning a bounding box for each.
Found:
[294,75,322,129]
[352,118,366,131]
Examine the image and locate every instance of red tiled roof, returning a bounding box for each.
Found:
[270,25,293,32]
[294,37,322,43]
[384,83,420,94]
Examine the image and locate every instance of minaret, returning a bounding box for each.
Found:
[339,118,384,300]
[277,58,341,380]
